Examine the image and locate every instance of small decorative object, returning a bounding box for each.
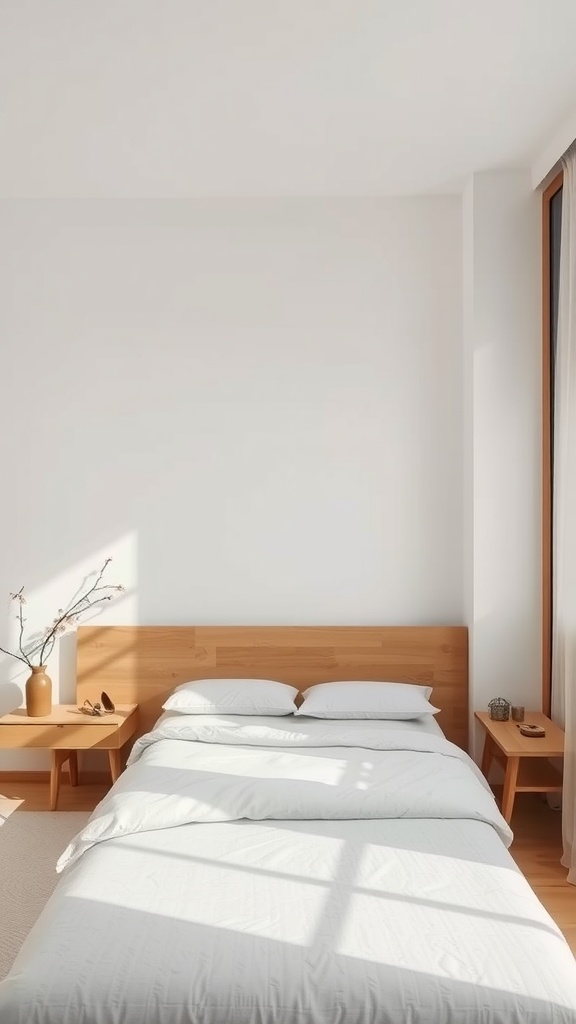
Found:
[488,697,511,721]
[0,559,124,717]
[79,692,116,717]
[511,705,525,722]
[519,723,546,737]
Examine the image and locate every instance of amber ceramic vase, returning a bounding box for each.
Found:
[25,665,53,717]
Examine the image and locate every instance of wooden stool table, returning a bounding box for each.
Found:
[475,711,564,823]
[0,704,138,809]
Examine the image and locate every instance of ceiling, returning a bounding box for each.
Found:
[1,0,576,198]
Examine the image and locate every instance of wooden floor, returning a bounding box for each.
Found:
[508,794,576,953]
[1,778,575,954]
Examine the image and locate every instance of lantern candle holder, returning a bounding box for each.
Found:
[488,697,511,722]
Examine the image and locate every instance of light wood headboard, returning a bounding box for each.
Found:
[77,625,469,749]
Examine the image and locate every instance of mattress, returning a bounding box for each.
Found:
[1,715,576,1024]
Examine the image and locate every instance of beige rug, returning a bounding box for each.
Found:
[0,811,90,982]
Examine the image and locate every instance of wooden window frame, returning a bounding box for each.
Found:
[542,170,563,715]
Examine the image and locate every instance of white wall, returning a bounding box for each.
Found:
[0,197,463,767]
[462,171,542,757]
[532,107,576,189]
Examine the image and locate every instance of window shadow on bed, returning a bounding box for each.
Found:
[113,830,558,940]
[106,746,511,871]
[0,891,573,1023]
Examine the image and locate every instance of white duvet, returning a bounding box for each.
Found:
[56,714,513,872]
[1,715,576,1024]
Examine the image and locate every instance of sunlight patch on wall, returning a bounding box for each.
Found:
[0,533,138,759]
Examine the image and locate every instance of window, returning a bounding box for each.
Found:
[542,171,563,713]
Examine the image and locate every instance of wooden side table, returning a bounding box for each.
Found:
[0,704,138,809]
[475,711,564,823]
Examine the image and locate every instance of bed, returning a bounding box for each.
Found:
[1,625,576,1024]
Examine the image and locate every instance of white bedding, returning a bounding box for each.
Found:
[1,716,576,1024]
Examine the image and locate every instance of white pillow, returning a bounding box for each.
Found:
[294,681,439,720]
[162,678,298,716]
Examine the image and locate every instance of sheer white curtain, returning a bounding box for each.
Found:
[551,143,576,884]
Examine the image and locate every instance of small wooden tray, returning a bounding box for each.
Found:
[519,723,546,737]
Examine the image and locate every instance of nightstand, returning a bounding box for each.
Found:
[475,711,564,823]
[0,704,138,809]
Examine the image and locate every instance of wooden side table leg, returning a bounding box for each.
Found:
[68,750,79,787]
[481,734,494,779]
[108,749,122,784]
[50,750,68,810]
[501,756,520,824]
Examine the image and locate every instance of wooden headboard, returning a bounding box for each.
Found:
[76,625,469,749]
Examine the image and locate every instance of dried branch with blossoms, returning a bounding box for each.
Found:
[0,558,124,668]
